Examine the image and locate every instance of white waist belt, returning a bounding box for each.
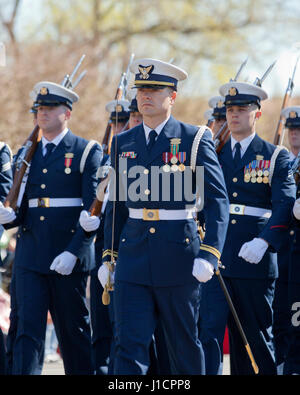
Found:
[28,198,83,208]
[129,208,195,221]
[230,204,272,218]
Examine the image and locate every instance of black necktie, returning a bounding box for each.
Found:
[233,142,241,166]
[44,143,55,161]
[147,130,157,151]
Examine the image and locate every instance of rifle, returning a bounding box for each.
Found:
[88,170,111,217]
[4,125,41,210]
[214,57,248,153]
[4,55,86,211]
[102,53,135,156]
[273,56,299,146]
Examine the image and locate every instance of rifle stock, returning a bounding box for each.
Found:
[4,125,41,210]
[213,121,230,154]
[88,171,111,217]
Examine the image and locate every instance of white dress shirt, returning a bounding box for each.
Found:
[41,128,69,156]
[143,116,170,144]
[231,132,256,158]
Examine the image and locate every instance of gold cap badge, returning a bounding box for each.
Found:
[229,87,237,96]
[138,65,154,80]
[40,87,49,95]
[217,100,224,108]
[290,111,297,118]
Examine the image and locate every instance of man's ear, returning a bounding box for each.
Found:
[170,90,177,103]
[65,108,71,120]
[255,110,262,119]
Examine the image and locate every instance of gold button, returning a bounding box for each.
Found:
[232,192,238,197]
[231,219,236,224]
[144,169,149,175]
[40,216,45,221]
[23,227,26,231]
[42,168,48,174]
[185,238,190,243]
[145,189,150,195]
[233,177,238,183]
[123,170,127,174]
[17,234,20,238]
[122,238,126,242]
[149,227,156,234]
[41,184,46,189]
[290,230,295,235]
[71,229,75,233]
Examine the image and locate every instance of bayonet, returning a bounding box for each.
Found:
[61,54,86,89]
[122,53,135,99]
[254,60,276,87]
[286,55,299,94]
[231,56,248,82]
[72,70,87,89]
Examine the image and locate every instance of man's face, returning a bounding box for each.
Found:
[136,87,176,118]
[37,105,70,133]
[226,104,260,136]
[129,111,143,128]
[288,127,300,151]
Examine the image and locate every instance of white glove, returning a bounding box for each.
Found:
[50,251,77,275]
[238,237,268,264]
[0,202,16,224]
[98,263,115,289]
[79,210,100,232]
[293,198,300,220]
[192,258,214,283]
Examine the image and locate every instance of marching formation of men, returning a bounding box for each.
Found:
[0,54,300,376]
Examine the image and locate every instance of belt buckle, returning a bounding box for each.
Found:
[37,197,50,208]
[143,208,160,221]
[230,204,245,215]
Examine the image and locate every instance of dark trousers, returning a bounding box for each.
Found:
[0,328,6,375]
[198,275,229,375]
[224,277,277,375]
[13,267,93,375]
[89,267,113,375]
[283,281,300,374]
[5,272,44,375]
[272,279,291,373]
[113,280,204,375]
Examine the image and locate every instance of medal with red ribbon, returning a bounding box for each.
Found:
[64,153,74,174]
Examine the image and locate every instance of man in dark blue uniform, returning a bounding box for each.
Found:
[214,81,295,375]
[80,97,171,374]
[198,94,228,375]
[80,98,130,375]
[0,81,102,374]
[282,106,300,375]
[272,106,300,374]
[96,58,229,375]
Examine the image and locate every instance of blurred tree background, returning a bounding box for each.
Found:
[0,0,299,152]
